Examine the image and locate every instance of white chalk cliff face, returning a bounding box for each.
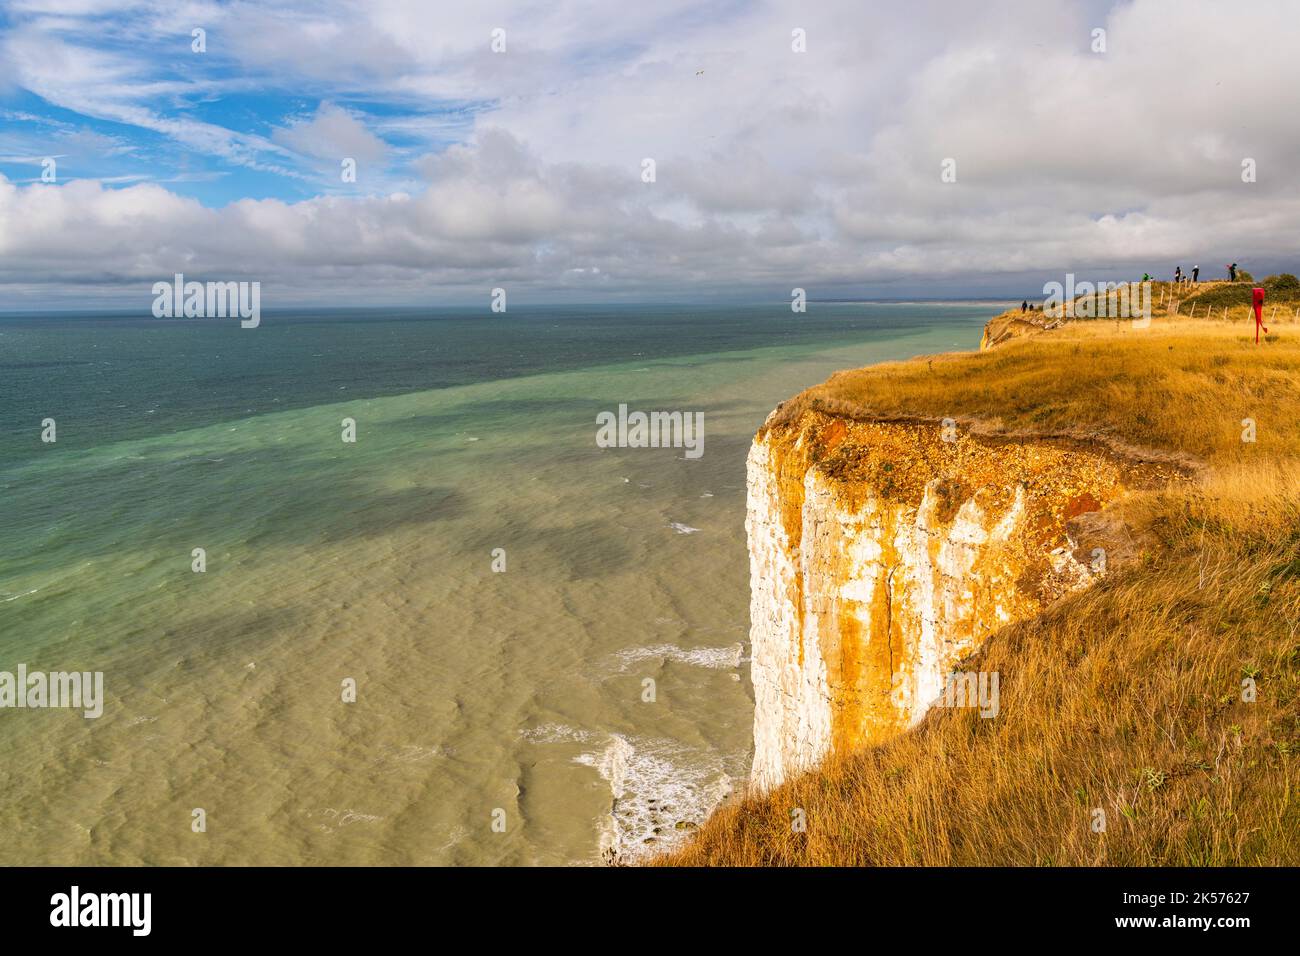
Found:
[746,410,1154,792]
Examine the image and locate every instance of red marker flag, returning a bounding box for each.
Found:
[1253,287,1267,343]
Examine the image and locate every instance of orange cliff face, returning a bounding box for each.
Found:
[746,408,1182,791]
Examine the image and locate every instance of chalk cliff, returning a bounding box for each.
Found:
[746,409,1166,791]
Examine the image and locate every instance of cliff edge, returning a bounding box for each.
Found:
[748,411,1181,791]
[658,308,1300,866]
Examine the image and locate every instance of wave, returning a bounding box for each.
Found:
[519,723,599,744]
[576,734,733,864]
[610,642,745,672]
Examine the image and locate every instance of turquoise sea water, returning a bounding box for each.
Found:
[0,302,994,864]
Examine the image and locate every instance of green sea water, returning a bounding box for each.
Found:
[0,303,994,864]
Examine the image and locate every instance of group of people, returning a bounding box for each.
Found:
[1171,262,1241,283]
[1019,261,1246,314]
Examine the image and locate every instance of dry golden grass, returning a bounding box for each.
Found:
[776,317,1300,469]
[658,316,1300,866]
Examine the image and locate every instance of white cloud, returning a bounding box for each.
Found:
[2,0,1299,304]
[272,102,388,165]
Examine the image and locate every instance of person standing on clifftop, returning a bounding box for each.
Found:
[1228,262,1238,281]
[1192,265,1200,283]
[1021,300,1028,312]
[1175,266,1183,284]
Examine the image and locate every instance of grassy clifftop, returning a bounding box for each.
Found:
[659,312,1300,866]
[981,277,1300,350]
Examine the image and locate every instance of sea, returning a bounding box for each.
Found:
[0,301,994,865]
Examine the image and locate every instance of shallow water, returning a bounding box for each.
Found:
[0,303,992,864]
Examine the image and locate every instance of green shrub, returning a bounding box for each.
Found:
[1265,273,1300,295]
[1182,270,1300,309]
[1185,283,1254,308]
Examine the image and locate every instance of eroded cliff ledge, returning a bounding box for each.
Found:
[747,409,1181,791]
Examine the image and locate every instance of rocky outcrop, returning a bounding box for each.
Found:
[747,410,1175,791]
[979,310,1061,349]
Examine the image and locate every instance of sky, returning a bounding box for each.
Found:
[0,0,1298,310]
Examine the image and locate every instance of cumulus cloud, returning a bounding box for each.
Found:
[1,0,1298,306]
[272,102,388,165]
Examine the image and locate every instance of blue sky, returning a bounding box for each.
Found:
[0,5,486,206]
[1,0,1297,308]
